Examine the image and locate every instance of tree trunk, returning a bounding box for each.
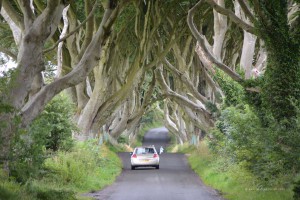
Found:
[0,1,66,173]
[240,31,257,79]
[213,0,227,61]
[234,0,257,79]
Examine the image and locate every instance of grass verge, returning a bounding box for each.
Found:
[175,141,294,200]
[0,141,122,200]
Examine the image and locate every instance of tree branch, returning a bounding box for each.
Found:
[205,0,256,34]
[145,31,180,70]
[18,0,35,29]
[0,47,17,60]
[237,0,256,22]
[44,2,98,53]
[155,66,211,117]
[187,0,243,82]
[164,58,209,104]
[79,0,96,58]
[33,0,46,13]
[2,0,24,30]
[21,4,122,126]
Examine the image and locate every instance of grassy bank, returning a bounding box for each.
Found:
[176,141,294,200]
[0,141,122,200]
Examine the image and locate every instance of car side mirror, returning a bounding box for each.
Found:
[130,152,133,155]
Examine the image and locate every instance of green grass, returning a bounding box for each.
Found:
[180,141,294,200]
[0,141,122,200]
[167,142,195,153]
[0,175,33,200]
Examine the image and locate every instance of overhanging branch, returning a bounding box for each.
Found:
[237,0,256,22]
[2,0,24,30]
[44,2,98,53]
[187,0,243,83]
[205,0,256,34]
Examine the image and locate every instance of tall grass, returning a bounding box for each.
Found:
[41,142,121,192]
[0,141,122,200]
[180,141,294,200]
[0,174,33,200]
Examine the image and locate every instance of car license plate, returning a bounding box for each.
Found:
[143,159,150,162]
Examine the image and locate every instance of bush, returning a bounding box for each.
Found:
[25,183,76,200]
[1,142,122,200]
[213,68,245,107]
[0,170,33,200]
[294,180,300,200]
[188,142,293,200]
[42,141,122,192]
[117,134,129,144]
[30,93,76,152]
[209,104,300,185]
[9,93,76,183]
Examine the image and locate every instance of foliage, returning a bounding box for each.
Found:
[209,105,300,185]
[26,184,76,200]
[213,68,245,107]
[117,134,129,144]
[140,106,163,125]
[0,69,17,110]
[188,141,294,200]
[30,93,76,152]
[9,93,76,183]
[0,142,122,200]
[41,142,121,192]
[253,0,300,124]
[294,179,300,200]
[167,142,196,153]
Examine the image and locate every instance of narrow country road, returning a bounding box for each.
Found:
[86,127,224,200]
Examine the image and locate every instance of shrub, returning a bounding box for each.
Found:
[213,69,245,107]
[210,104,300,185]
[30,93,76,152]
[294,180,300,200]
[9,93,77,183]
[0,170,33,200]
[25,183,76,200]
[42,141,122,192]
[1,142,122,200]
[188,141,293,200]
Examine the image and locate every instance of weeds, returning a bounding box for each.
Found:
[175,141,294,200]
[0,142,122,200]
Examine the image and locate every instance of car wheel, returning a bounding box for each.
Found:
[155,165,159,169]
[131,166,135,170]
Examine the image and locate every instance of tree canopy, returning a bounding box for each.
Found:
[0,0,300,187]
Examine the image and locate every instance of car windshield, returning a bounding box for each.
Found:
[135,147,155,154]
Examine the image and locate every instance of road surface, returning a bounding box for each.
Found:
[85,127,224,200]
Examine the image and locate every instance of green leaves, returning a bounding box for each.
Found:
[210,103,300,185]
[31,93,76,152]
[213,68,245,107]
[251,0,300,124]
[9,93,77,183]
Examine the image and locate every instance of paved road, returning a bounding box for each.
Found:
[86,127,224,200]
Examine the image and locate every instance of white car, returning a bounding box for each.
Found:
[131,146,159,170]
